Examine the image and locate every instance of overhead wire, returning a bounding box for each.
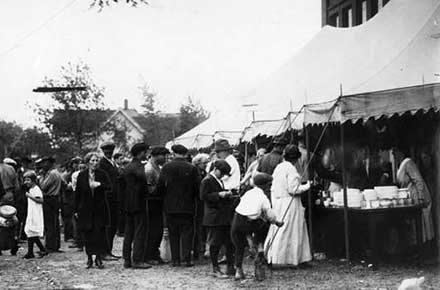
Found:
[0,0,78,59]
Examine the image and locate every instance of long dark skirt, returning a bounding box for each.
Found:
[82,224,106,256]
[0,226,16,250]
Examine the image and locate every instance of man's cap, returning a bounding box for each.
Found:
[214,160,231,176]
[130,142,148,156]
[35,156,55,165]
[70,156,82,163]
[273,135,289,146]
[23,170,37,181]
[284,144,301,160]
[214,139,232,152]
[253,173,273,187]
[3,158,17,166]
[171,144,188,155]
[151,146,170,156]
[100,141,116,150]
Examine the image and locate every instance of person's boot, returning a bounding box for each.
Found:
[95,255,104,269]
[132,262,152,269]
[254,252,266,281]
[226,265,235,276]
[212,266,228,279]
[86,255,93,269]
[123,259,132,268]
[235,267,245,280]
[23,252,35,259]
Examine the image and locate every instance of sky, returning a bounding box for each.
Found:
[0,0,321,127]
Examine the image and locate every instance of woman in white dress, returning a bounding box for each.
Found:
[264,144,311,266]
[23,171,47,259]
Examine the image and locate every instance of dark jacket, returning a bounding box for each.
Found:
[75,169,111,231]
[122,159,148,213]
[200,174,234,227]
[99,157,119,203]
[157,157,200,215]
[257,151,283,176]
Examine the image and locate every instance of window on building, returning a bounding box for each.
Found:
[329,12,339,27]
[371,0,378,17]
[342,6,352,27]
[361,0,367,23]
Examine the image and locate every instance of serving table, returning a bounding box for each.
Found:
[315,204,424,269]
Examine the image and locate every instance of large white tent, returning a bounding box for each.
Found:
[168,0,440,147]
[244,0,440,121]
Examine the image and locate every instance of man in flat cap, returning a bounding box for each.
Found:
[37,156,63,253]
[257,136,289,198]
[143,146,169,264]
[99,141,121,260]
[214,139,241,192]
[157,144,200,267]
[200,160,235,278]
[121,142,151,269]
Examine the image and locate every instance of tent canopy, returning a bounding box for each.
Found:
[241,111,303,142]
[243,0,440,120]
[166,109,252,149]
[304,83,440,125]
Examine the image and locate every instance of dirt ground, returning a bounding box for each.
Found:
[0,237,439,290]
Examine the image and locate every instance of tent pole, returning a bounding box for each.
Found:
[340,121,350,261]
[305,124,313,255]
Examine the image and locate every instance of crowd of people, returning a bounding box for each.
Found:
[0,135,314,281]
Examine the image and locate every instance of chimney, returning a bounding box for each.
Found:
[124,99,128,110]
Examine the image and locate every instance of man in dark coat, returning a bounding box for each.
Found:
[121,143,151,269]
[37,156,63,253]
[257,136,288,176]
[98,141,121,260]
[200,160,235,278]
[143,146,169,264]
[157,144,200,267]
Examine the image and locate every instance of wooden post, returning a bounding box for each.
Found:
[305,124,313,255]
[340,122,350,261]
[434,120,440,265]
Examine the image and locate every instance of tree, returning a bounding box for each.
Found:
[34,61,109,155]
[139,84,157,115]
[177,96,209,135]
[91,0,148,10]
[0,121,52,159]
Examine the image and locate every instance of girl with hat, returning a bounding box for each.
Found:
[264,145,312,267]
[23,171,47,259]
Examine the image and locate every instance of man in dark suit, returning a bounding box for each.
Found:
[121,143,151,269]
[200,160,235,278]
[157,144,200,267]
[98,141,121,260]
[144,146,169,264]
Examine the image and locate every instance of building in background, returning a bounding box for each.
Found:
[322,0,390,27]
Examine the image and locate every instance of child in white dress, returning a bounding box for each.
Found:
[23,171,47,259]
